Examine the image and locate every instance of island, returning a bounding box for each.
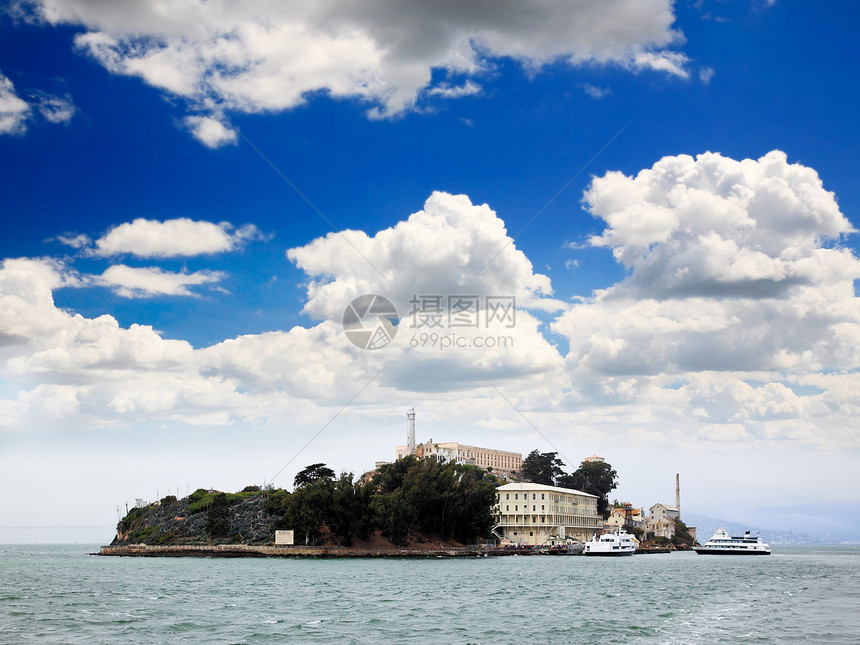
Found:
[100,458,499,558]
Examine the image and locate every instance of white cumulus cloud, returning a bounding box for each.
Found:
[0,70,32,134]
[0,70,76,134]
[287,191,561,321]
[287,191,567,391]
[22,0,689,144]
[94,218,261,257]
[554,150,860,404]
[98,265,225,298]
[2,172,860,454]
[184,114,237,148]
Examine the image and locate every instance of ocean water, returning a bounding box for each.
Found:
[1,545,859,644]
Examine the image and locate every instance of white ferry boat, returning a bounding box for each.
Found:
[693,528,771,555]
[583,528,636,556]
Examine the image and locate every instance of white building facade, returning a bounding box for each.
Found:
[649,503,680,522]
[493,482,602,545]
[647,503,680,539]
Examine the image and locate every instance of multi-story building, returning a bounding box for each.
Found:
[396,438,523,479]
[647,516,676,539]
[649,503,680,522]
[605,506,645,531]
[647,503,680,539]
[492,482,602,545]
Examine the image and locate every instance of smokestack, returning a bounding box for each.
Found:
[675,473,680,518]
[407,408,416,455]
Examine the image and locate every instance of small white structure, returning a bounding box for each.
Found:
[275,530,294,546]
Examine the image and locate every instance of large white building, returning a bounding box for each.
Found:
[493,482,602,545]
[396,438,523,479]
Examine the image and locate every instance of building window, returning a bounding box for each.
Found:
[530,532,533,536]
[515,505,518,511]
[541,494,545,500]
[506,493,509,500]
[506,505,509,511]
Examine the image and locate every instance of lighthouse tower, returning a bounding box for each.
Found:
[407,408,416,455]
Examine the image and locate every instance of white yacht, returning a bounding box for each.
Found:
[583,528,636,556]
[693,528,771,555]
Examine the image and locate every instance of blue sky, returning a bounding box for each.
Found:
[1,0,859,543]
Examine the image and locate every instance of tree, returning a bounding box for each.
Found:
[206,493,231,538]
[327,472,372,546]
[559,460,618,518]
[521,450,564,485]
[284,478,334,545]
[371,457,497,546]
[294,463,336,489]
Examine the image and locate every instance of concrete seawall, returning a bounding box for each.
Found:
[97,544,677,558]
[97,544,483,558]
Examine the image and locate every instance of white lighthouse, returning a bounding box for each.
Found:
[407,408,416,455]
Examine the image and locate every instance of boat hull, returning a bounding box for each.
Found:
[583,550,634,557]
[693,548,770,555]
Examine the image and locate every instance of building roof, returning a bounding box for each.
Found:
[496,482,597,498]
[610,507,642,515]
[651,503,678,511]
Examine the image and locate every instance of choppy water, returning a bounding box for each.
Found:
[1,545,859,644]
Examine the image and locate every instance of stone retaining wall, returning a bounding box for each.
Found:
[97,544,480,558]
